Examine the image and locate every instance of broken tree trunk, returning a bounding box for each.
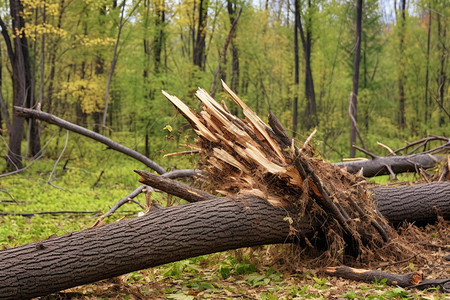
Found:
[0,177,448,298]
[2,83,448,298]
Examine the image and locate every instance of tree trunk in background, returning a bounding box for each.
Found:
[46,0,65,114]
[0,46,11,134]
[397,0,406,129]
[1,0,38,169]
[227,0,240,100]
[293,0,300,137]
[349,0,363,158]
[193,0,208,69]
[153,0,165,75]
[424,4,431,124]
[297,0,317,130]
[102,2,125,135]
[437,13,447,127]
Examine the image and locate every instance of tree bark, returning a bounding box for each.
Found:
[334,153,443,177]
[297,0,317,130]
[349,0,363,158]
[0,196,301,299]
[372,181,450,223]
[193,0,208,69]
[293,0,300,137]
[397,0,406,129]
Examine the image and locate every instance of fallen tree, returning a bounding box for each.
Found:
[0,176,448,298]
[335,153,444,178]
[2,83,449,298]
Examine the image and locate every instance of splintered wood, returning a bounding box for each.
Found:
[162,82,397,263]
[163,81,302,206]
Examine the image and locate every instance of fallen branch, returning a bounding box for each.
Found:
[0,211,101,217]
[334,153,444,178]
[326,266,422,288]
[14,106,166,175]
[93,169,204,225]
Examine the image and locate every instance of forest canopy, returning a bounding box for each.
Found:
[0,0,448,166]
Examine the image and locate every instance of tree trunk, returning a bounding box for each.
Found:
[193,0,208,69]
[297,0,317,130]
[349,0,363,158]
[397,0,406,129]
[437,13,447,127]
[0,182,448,299]
[424,4,431,124]
[372,181,450,224]
[0,196,301,299]
[227,0,240,96]
[102,2,125,135]
[293,0,300,137]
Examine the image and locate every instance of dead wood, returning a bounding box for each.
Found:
[0,196,306,299]
[14,106,166,175]
[326,266,422,288]
[334,153,444,178]
[371,182,450,223]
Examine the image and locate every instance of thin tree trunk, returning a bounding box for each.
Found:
[349,0,363,158]
[297,0,317,130]
[293,0,300,137]
[424,4,431,124]
[210,8,242,97]
[193,0,208,69]
[397,0,406,129]
[228,0,240,95]
[437,13,447,127]
[102,1,126,135]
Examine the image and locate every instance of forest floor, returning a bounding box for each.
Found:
[0,134,448,299]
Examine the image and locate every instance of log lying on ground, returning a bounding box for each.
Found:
[0,196,305,299]
[335,153,443,178]
[326,266,423,288]
[0,178,448,298]
[372,182,450,223]
[326,266,450,292]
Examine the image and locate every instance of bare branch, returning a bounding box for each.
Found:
[15,107,166,174]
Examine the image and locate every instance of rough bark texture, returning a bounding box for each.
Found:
[372,181,450,223]
[334,153,442,177]
[0,196,301,299]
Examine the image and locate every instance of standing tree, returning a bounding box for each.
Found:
[296,0,317,130]
[193,0,209,69]
[349,0,363,158]
[0,0,39,169]
[397,0,406,129]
